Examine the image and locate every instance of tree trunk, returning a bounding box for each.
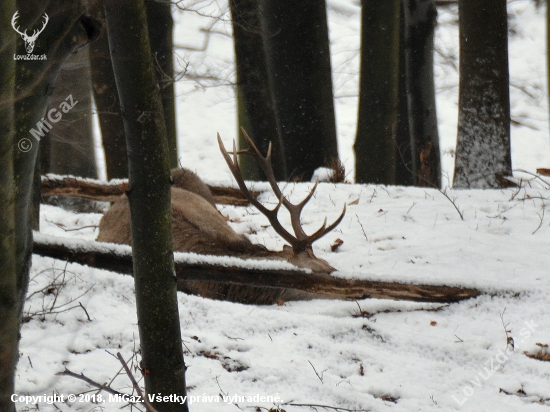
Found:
[258,0,338,181]
[146,0,178,169]
[0,1,18,409]
[408,0,440,187]
[89,0,128,179]
[104,1,188,410]
[355,0,401,184]
[547,0,550,135]
[230,0,285,180]
[44,48,97,178]
[9,1,100,410]
[454,0,511,188]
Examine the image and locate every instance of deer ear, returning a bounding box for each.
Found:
[283,244,292,252]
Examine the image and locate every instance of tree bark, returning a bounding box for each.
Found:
[258,0,338,181]
[146,0,178,169]
[395,0,415,186]
[355,0,401,184]
[230,0,285,180]
[89,0,128,179]
[0,1,18,409]
[453,0,511,188]
[547,0,550,135]
[43,47,97,178]
[9,2,100,410]
[103,1,188,410]
[407,0,441,188]
[33,234,481,303]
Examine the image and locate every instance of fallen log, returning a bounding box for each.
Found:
[40,174,258,205]
[32,233,480,304]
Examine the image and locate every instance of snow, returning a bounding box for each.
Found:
[16,1,550,411]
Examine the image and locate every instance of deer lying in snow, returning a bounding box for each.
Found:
[97,132,346,304]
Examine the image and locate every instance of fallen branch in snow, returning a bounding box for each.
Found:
[24,265,94,323]
[41,175,128,202]
[115,352,159,412]
[499,387,550,405]
[56,368,125,397]
[41,174,259,206]
[32,234,480,304]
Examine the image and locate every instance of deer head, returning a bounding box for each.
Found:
[12,11,49,54]
[217,130,346,273]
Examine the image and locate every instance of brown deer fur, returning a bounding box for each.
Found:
[97,168,334,304]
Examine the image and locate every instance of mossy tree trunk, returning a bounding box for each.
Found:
[354,0,400,184]
[104,1,188,410]
[230,0,285,180]
[258,0,338,181]
[7,1,99,410]
[0,1,18,409]
[41,48,97,178]
[453,0,511,188]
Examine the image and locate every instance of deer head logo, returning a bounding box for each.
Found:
[12,11,49,54]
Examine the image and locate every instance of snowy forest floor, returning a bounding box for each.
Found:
[16,1,550,411]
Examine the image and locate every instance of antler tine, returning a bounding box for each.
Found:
[232,139,238,166]
[241,127,313,240]
[237,129,348,253]
[11,11,25,36]
[240,127,271,163]
[308,204,347,244]
[36,13,49,35]
[240,128,284,198]
[296,179,318,209]
[217,134,298,247]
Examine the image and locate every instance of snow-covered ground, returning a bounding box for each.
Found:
[17,1,550,411]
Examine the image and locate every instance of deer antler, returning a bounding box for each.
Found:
[217,131,346,254]
[11,11,26,37]
[31,13,49,40]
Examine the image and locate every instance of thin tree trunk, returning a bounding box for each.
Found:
[230,0,285,180]
[258,0,338,181]
[146,0,178,169]
[547,0,550,134]
[395,0,414,186]
[89,0,128,179]
[408,0,441,187]
[454,0,511,188]
[355,0,401,184]
[104,1,188,410]
[0,1,18,409]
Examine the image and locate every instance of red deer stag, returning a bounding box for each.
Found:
[97,131,346,304]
